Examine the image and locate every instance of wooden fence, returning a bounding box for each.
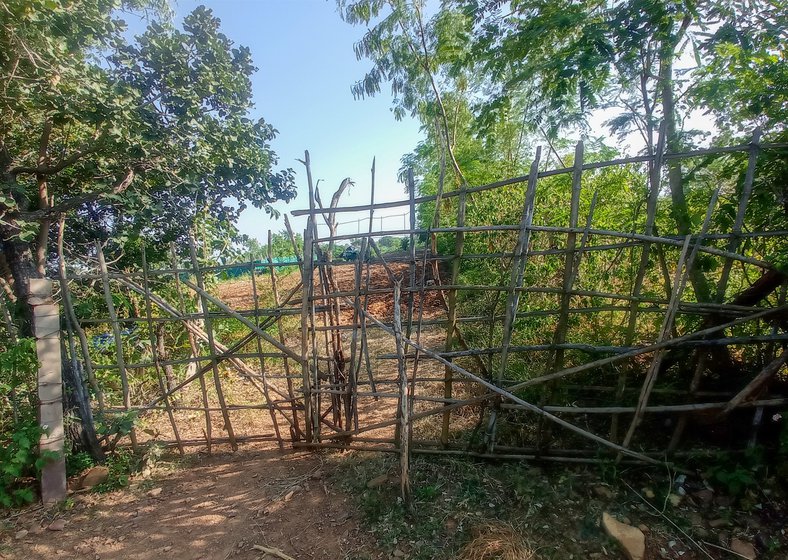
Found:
[58,136,787,483]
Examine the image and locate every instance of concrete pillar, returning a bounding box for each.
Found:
[30,278,66,504]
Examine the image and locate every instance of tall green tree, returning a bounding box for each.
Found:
[0,0,295,331]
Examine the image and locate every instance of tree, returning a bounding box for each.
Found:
[0,0,296,332]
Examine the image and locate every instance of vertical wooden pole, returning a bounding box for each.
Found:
[393,280,411,506]
[611,125,666,441]
[300,224,316,442]
[31,278,66,504]
[621,189,719,454]
[170,243,212,453]
[348,238,366,433]
[441,154,468,446]
[267,229,302,441]
[187,233,238,451]
[498,149,542,384]
[490,149,541,450]
[96,242,137,449]
[406,169,418,339]
[359,158,377,394]
[537,142,583,450]
[251,249,284,449]
[715,128,761,302]
[57,219,103,415]
[620,236,693,454]
[140,244,184,456]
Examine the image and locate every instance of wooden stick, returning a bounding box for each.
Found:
[251,247,284,449]
[96,241,137,449]
[441,135,469,445]
[500,149,541,385]
[539,143,584,450]
[351,295,663,465]
[290,141,788,217]
[621,189,720,454]
[140,244,184,456]
[170,243,212,454]
[251,544,296,560]
[267,230,302,441]
[715,128,762,302]
[393,280,411,505]
[58,220,104,414]
[719,348,788,417]
[612,123,666,441]
[187,232,237,451]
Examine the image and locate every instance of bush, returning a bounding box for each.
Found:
[0,338,58,508]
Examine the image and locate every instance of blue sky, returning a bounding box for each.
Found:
[161,0,423,242]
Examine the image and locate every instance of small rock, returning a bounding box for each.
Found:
[594,486,614,499]
[730,538,756,559]
[163,546,172,553]
[366,474,390,489]
[48,519,66,531]
[80,466,109,489]
[714,495,733,507]
[147,487,162,498]
[283,490,295,502]
[693,489,713,505]
[392,548,406,558]
[602,512,645,560]
[14,529,29,540]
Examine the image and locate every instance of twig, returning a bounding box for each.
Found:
[252,544,297,560]
[700,540,752,559]
[621,480,714,559]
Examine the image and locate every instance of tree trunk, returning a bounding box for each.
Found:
[0,224,41,336]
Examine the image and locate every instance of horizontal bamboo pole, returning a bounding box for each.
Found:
[291,141,787,217]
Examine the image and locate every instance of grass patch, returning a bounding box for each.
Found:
[330,452,615,559]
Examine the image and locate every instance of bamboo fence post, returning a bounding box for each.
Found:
[620,188,720,453]
[441,150,469,446]
[267,229,302,441]
[498,149,542,383]
[187,232,238,452]
[489,149,541,449]
[348,238,367,433]
[406,169,417,339]
[538,141,584,450]
[170,243,212,453]
[140,244,184,456]
[612,126,667,441]
[58,220,104,414]
[619,235,693,454]
[715,128,762,302]
[393,280,411,505]
[96,241,138,449]
[359,158,377,394]
[250,250,284,449]
[301,223,316,442]
[302,150,322,440]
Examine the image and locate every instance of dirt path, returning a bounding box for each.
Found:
[2,445,379,560]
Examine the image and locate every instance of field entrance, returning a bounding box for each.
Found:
[60,140,787,478]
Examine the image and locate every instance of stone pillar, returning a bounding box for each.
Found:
[30,278,66,504]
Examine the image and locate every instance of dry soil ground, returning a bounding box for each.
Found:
[2,444,381,560]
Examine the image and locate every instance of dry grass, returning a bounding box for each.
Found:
[457,522,537,560]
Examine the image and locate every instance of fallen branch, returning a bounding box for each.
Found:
[252,544,297,560]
